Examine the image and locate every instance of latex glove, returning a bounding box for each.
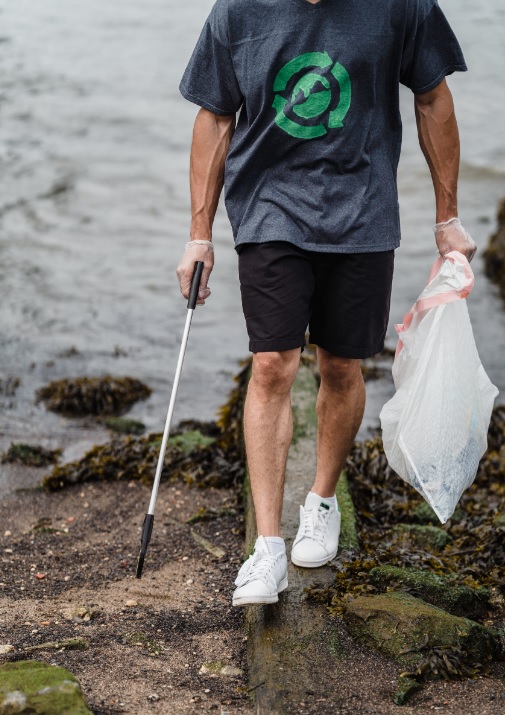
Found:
[433,217,477,263]
[176,240,214,305]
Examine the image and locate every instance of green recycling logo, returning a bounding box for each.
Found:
[272,51,351,140]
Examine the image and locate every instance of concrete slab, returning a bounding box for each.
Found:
[242,364,358,714]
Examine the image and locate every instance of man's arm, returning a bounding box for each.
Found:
[414,79,476,260]
[177,108,236,303]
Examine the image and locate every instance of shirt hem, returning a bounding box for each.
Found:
[411,64,468,95]
[179,83,238,116]
[234,235,400,254]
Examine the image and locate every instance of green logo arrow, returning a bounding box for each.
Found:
[272,51,352,140]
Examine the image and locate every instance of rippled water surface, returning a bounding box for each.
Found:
[1,0,504,492]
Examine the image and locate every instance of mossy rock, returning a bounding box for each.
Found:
[335,471,359,550]
[167,430,215,454]
[0,660,92,714]
[392,523,452,552]
[410,501,463,525]
[392,675,422,705]
[1,443,62,468]
[102,417,145,435]
[36,376,151,417]
[368,566,490,619]
[343,592,497,668]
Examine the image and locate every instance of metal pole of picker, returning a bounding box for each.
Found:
[136,260,204,578]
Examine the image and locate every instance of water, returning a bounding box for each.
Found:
[1,0,504,492]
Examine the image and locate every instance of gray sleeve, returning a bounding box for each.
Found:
[179,9,243,115]
[400,1,467,94]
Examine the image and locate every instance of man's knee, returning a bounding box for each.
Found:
[250,349,300,395]
[317,349,362,391]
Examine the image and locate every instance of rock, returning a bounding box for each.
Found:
[125,600,138,607]
[343,592,498,668]
[410,501,463,525]
[392,675,422,706]
[190,530,225,559]
[62,606,97,623]
[0,660,92,714]
[368,566,490,619]
[1,691,26,714]
[199,661,243,677]
[220,665,243,677]
[484,198,505,299]
[24,639,87,653]
[199,660,226,675]
[1,443,61,468]
[0,645,14,655]
[103,417,146,435]
[393,523,452,552]
[335,471,359,550]
[36,376,151,417]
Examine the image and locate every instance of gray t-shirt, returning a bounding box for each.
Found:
[179,0,467,253]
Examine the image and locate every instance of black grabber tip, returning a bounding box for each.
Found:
[136,513,154,579]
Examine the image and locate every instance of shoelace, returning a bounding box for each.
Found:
[300,507,330,545]
[235,550,278,588]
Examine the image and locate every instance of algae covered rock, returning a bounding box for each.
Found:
[1,443,61,467]
[392,523,452,552]
[0,660,92,714]
[368,566,490,620]
[102,417,146,435]
[343,592,498,669]
[42,424,240,491]
[484,198,505,299]
[36,376,151,416]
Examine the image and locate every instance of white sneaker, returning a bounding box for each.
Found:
[232,536,288,606]
[291,492,341,568]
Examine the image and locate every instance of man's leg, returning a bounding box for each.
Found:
[232,348,300,606]
[311,348,365,497]
[243,348,301,536]
[290,348,365,567]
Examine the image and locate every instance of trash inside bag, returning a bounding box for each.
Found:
[380,251,499,523]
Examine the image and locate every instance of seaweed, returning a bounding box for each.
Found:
[400,639,487,681]
[42,361,252,492]
[36,376,151,416]
[2,442,62,467]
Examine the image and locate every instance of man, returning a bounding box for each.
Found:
[176,0,476,607]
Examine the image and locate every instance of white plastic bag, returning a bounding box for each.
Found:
[379,251,499,523]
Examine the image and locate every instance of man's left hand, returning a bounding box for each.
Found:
[433,217,477,262]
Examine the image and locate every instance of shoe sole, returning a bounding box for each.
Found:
[291,548,338,569]
[232,576,288,607]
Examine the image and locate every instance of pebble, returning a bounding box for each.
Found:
[4,548,13,554]
[185,579,194,585]
[147,694,160,702]
[4,530,12,537]
[125,600,138,607]
[0,644,14,654]
[220,665,243,677]
[64,575,71,581]
[35,573,46,580]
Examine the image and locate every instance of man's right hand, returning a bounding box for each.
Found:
[176,239,214,305]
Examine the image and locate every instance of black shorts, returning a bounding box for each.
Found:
[237,241,395,359]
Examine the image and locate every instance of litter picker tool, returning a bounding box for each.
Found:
[136,260,204,578]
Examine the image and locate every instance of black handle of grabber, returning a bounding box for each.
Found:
[187,261,204,310]
[136,513,154,579]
